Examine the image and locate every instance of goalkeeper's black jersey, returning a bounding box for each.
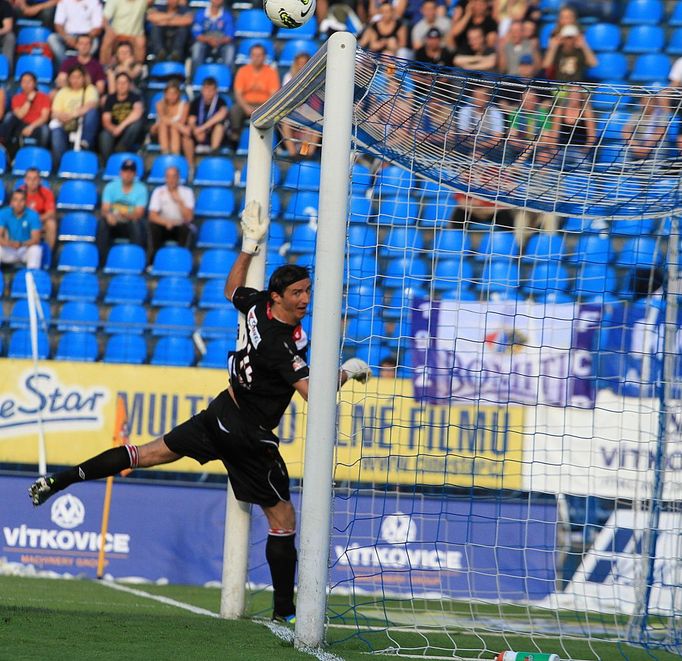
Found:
[228,287,309,431]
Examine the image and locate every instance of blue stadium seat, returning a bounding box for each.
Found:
[283,161,321,191]
[584,23,621,52]
[0,54,7,82]
[478,259,520,294]
[345,315,380,343]
[289,223,317,254]
[375,195,418,226]
[197,219,239,249]
[9,299,52,329]
[539,22,555,50]
[351,163,372,194]
[150,245,193,277]
[284,191,319,223]
[0,149,5,176]
[347,253,379,281]
[382,256,429,289]
[191,63,232,92]
[57,150,98,180]
[621,0,664,25]
[234,38,276,65]
[587,52,628,80]
[56,180,97,211]
[236,127,250,155]
[595,111,630,141]
[522,233,566,263]
[15,54,53,83]
[347,224,378,252]
[374,165,415,195]
[434,228,470,254]
[103,243,146,274]
[57,242,98,272]
[8,329,49,359]
[55,332,98,361]
[420,196,457,228]
[195,187,235,217]
[672,1,682,26]
[381,227,425,256]
[432,257,474,291]
[199,278,230,308]
[474,231,518,261]
[616,236,663,269]
[267,222,287,251]
[623,25,664,54]
[575,263,617,299]
[348,196,372,224]
[151,276,194,306]
[201,307,238,339]
[278,40,317,67]
[57,271,99,302]
[236,161,281,188]
[102,152,144,181]
[56,301,99,332]
[16,26,51,49]
[629,54,671,83]
[103,333,147,364]
[234,9,272,38]
[198,338,230,368]
[567,233,613,264]
[197,248,239,278]
[10,269,51,299]
[147,154,189,185]
[589,86,632,112]
[526,261,571,298]
[346,284,382,311]
[610,218,656,236]
[104,274,148,305]
[13,146,51,176]
[58,212,98,242]
[668,28,682,55]
[148,61,186,90]
[194,157,235,187]
[105,304,147,334]
[151,336,195,366]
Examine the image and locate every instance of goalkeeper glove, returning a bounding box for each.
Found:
[341,358,372,384]
[241,200,269,255]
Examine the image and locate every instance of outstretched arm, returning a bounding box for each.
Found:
[224,251,253,302]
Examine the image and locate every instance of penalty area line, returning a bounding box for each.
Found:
[259,620,344,661]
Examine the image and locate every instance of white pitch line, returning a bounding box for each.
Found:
[261,620,345,661]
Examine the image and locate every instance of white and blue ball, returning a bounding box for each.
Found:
[263,0,316,29]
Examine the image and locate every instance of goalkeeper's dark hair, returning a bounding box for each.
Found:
[268,265,311,298]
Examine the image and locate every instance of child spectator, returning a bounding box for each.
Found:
[99,71,145,162]
[191,0,234,72]
[151,81,191,155]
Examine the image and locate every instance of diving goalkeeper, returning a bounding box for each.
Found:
[29,201,372,623]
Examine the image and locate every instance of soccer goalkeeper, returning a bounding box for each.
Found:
[29,201,371,623]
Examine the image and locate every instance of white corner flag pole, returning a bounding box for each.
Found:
[25,270,48,476]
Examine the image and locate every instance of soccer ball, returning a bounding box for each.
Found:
[263,0,316,29]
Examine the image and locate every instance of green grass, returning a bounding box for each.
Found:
[0,576,679,661]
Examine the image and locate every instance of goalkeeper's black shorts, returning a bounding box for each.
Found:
[164,388,290,508]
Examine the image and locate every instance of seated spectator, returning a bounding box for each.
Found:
[147,166,195,262]
[47,0,104,66]
[186,76,228,167]
[191,0,235,72]
[147,0,193,62]
[358,1,408,58]
[105,40,144,93]
[414,27,454,66]
[507,87,552,163]
[542,24,596,82]
[100,0,147,65]
[498,19,540,76]
[97,158,148,262]
[280,53,319,158]
[229,44,280,148]
[0,190,42,271]
[410,0,450,52]
[453,27,497,72]
[549,4,578,39]
[99,72,144,162]
[449,0,497,51]
[0,0,15,75]
[19,167,57,251]
[56,34,107,98]
[49,65,100,161]
[456,84,504,154]
[548,84,595,167]
[0,72,50,155]
[623,92,672,161]
[151,81,191,155]
[13,0,59,28]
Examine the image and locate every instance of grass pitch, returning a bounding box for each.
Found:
[1,576,678,660]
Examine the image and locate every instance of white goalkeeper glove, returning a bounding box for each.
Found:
[341,358,372,384]
[241,200,269,255]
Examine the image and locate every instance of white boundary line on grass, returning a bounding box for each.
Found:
[261,620,344,661]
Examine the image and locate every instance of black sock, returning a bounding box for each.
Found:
[50,447,133,493]
[266,533,297,617]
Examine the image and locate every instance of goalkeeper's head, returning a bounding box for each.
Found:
[268,264,312,322]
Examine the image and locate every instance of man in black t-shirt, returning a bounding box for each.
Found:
[99,72,145,163]
[414,28,455,67]
[29,201,371,623]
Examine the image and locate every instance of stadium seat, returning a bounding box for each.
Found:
[234,38,276,65]
[56,301,99,332]
[267,222,287,252]
[621,0,664,25]
[347,224,378,252]
[102,152,144,181]
[199,278,231,308]
[152,306,195,337]
[587,52,628,81]
[57,150,98,180]
[283,161,321,192]
[191,63,232,92]
[197,219,239,249]
[0,54,7,82]
[16,26,51,51]
[56,180,97,211]
[595,111,630,141]
[474,231,518,261]
[55,332,98,361]
[12,146,51,177]
[58,212,98,242]
[198,338,230,368]
[236,127,250,155]
[9,299,52,329]
[575,263,617,299]
[195,187,235,217]
[151,276,194,306]
[103,333,147,364]
[104,273,148,305]
[147,154,190,185]
[236,162,281,188]
[287,223,317,255]
[382,256,429,289]
[420,196,458,228]
[567,233,613,264]
[201,307,238,339]
[57,242,98,272]
[151,336,195,366]
[57,271,99,302]
[284,191,319,223]
[584,23,621,52]
[103,244,146,275]
[589,86,632,113]
[610,217,656,236]
[278,40,317,67]
[234,9,272,38]
[197,248,239,278]
[375,195,418,227]
[0,149,5,176]
[148,61,186,90]
[629,54,671,83]
[105,304,147,334]
[346,284,382,312]
[10,269,51,299]
[348,196,372,224]
[434,228,470,254]
[432,257,474,291]
[667,28,682,56]
[150,245,193,277]
[277,17,318,40]
[671,1,682,26]
[345,315,380,343]
[623,25,664,54]
[478,259,521,294]
[538,22,555,50]
[8,329,49,359]
[522,233,566,263]
[616,236,663,269]
[374,166,416,197]
[381,227,425,256]
[351,163,372,194]
[15,54,53,83]
[193,157,235,187]
[526,261,570,298]
[347,253,379,281]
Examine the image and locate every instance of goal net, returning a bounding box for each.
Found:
[248,40,682,660]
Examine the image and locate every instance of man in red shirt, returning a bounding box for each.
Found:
[0,72,51,155]
[19,167,57,251]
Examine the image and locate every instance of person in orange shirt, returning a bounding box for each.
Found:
[229,43,280,147]
[19,167,57,251]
